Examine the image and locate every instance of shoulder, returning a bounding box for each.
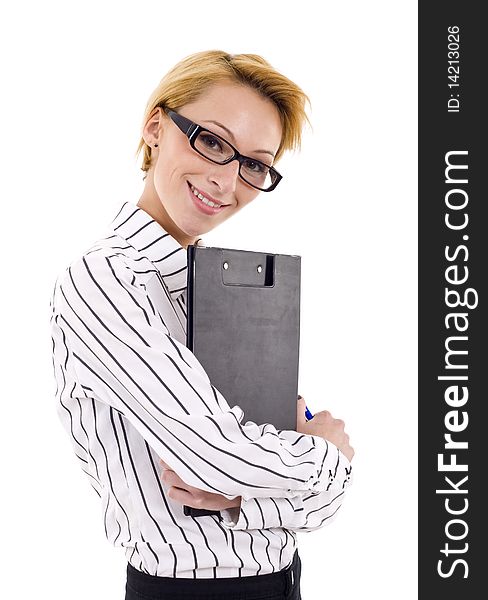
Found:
[52,237,144,310]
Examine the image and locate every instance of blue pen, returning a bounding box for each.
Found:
[298,395,314,420]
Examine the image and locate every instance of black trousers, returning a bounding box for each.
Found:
[125,549,302,600]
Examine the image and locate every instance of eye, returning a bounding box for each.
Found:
[199,133,224,152]
[243,158,268,174]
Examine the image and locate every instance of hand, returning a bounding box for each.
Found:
[296,396,355,462]
[159,460,242,511]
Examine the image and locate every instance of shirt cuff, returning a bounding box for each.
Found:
[309,436,352,493]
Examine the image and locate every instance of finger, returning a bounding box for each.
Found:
[167,485,194,505]
[296,396,307,425]
[161,470,197,494]
[161,470,175,486]
[161,470,181,486]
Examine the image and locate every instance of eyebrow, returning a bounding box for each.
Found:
[202,119,276,160]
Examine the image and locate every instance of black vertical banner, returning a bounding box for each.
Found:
[419,3,486,598]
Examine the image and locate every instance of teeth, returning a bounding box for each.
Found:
[191,185,222,208]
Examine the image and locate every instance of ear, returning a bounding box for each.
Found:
[142,107,169,147]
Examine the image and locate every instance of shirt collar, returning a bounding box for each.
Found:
[109,202,190,300]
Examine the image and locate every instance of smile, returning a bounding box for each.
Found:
[189,184,226,208]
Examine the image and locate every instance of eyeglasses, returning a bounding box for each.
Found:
[164,109,282,192]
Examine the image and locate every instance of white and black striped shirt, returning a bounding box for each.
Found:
[49,201,352,578]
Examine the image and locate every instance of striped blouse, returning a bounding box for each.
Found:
[49,201,353,579]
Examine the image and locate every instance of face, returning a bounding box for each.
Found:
[141,82,283,247]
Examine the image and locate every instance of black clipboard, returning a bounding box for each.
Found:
[184,244,301,517]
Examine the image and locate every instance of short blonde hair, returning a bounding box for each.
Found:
[135,50,310,178]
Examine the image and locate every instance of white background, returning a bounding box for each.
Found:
[0,1,417,598]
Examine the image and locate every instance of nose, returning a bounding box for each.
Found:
[206,159,240,195]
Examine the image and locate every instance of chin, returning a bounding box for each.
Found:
[176,210,228,240]
[177,219,205,239]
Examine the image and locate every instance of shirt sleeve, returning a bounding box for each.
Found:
[220,455,353,531]
[52,252,348,502]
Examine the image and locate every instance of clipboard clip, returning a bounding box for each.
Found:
[221,250,275,288]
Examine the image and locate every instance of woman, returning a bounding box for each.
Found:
[50,50,354,600]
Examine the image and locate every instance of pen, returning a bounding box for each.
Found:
[298,395,314,420]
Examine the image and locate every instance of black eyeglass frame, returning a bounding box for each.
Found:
[164,109,282,192]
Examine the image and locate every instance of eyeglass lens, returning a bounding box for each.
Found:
[195,131,276,190]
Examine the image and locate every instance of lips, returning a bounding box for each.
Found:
[186,182,232,216]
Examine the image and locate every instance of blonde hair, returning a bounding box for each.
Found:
[135,50,310,179]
